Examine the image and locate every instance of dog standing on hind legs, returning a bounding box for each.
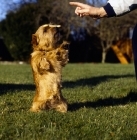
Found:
[30,24,69,113]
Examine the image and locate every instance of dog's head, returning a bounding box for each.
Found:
[31,24,63,51]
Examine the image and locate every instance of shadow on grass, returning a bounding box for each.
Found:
[63,74,135,88]
[68,91,137,111]
[0,83,35,95]
[0,74,134,96]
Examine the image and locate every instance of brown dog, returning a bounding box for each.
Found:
[30,24,69,113]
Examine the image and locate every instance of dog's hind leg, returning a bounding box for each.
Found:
[30,99,50,112]
[45,94,68,113]
[55,101,68,113]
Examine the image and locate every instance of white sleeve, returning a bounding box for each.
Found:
[104,0,137,17]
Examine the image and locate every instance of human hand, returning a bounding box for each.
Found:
[69,2,107,19]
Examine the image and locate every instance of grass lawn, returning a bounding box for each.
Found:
[0,63,137,140]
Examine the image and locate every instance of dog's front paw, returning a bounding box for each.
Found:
[39,57,50,70]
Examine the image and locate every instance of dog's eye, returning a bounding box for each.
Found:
[54,32,60,39]
[63,44,69,50]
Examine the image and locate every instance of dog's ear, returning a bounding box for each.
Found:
[31,34,38,46]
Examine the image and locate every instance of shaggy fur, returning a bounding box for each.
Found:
[30,24,69,113]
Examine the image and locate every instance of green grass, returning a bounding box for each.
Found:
[0,63,137,140]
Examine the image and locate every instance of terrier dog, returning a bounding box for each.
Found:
[30,24,69,113]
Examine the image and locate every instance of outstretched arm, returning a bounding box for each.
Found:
[70,1,137,18]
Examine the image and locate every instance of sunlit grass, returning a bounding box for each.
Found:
[0,63,137,140]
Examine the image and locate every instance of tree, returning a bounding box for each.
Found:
[35,0,94,39]
[1,0,136,62]
[0,3,38,61]
[92,10,137,63]
[0,0,36,20]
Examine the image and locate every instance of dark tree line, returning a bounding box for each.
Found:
[0,0,137,62]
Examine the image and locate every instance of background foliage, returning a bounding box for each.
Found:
[0,0,137,62]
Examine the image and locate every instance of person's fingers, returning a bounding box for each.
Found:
[80,14,84,17]
[69,2,87,9]
[75,9,83,17]
[75,7,81,14]
[76,9,89,15]
[75,7,80,15]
